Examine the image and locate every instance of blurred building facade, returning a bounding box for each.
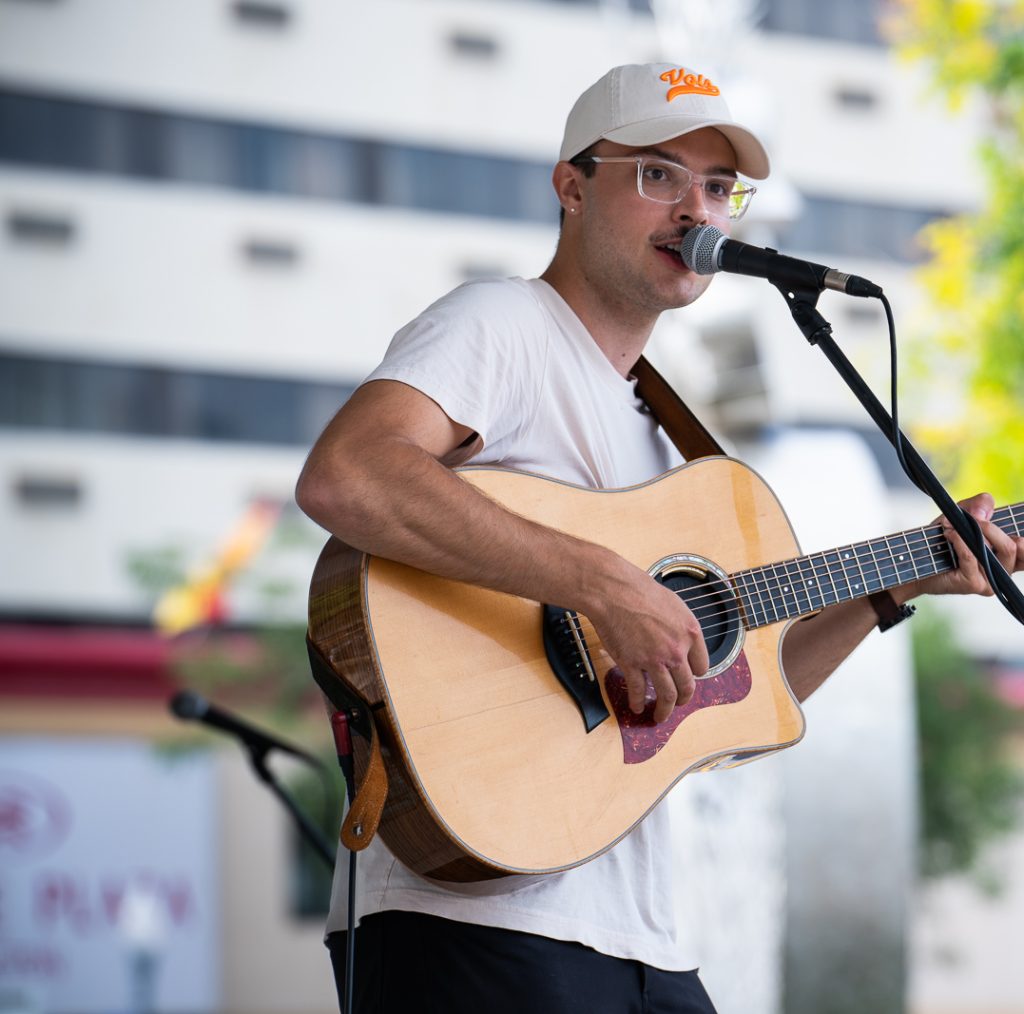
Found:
[0,2,1018,1013]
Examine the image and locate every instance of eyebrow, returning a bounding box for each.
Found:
[641,145,738,178]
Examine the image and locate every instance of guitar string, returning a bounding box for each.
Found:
[642,512,1020,623]
[555,510,1022,662]
[658,528,955,623]
[563,528,972,645]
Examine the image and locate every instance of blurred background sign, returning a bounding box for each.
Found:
[0,740,219,1013]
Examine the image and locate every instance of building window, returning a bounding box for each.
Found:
[241,237,301,267]
[759,0,884,46]
[0,90,559,225]
[448,30,500,59]
[6,210,75,245]
[833,85,880,111]
[0,352,356,446]
[231,2,292,29]
[13,476,83,509]
[376,145,553,221]
[776,194,947,263]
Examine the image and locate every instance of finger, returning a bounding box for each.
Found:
[941,515,1015,595]
[941,518,989,594]
[979,517,1018,574]
[687,632,710,678]
[649,666,679,723]
[954,492,994,523]
[621,666,650,715]
[934,493,992,532]
[669,664,696,709]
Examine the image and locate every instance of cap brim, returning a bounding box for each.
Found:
[602,117,770,179]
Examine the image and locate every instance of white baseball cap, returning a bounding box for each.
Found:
[559,63,771,180]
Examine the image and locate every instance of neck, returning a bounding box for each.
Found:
[540,259,656,379]
[734,503,1024,629]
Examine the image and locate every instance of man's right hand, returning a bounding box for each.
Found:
[584,557,709,724]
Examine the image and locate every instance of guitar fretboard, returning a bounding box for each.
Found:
[732,503,1023,629]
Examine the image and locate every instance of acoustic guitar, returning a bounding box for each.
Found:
[307,457,1022,883]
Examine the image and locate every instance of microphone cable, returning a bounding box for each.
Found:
[877,292,1024,625]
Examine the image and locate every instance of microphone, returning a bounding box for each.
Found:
[681,225,883,298]
[169,690,324,768]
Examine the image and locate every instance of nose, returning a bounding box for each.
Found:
[673,181,710,225]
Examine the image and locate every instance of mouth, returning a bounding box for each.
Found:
[654,238,689,270]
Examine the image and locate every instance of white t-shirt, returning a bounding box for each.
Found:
[325,276,697,971]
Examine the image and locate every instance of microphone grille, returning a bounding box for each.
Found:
[680,225,725,275]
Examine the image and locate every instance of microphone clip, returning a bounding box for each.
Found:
[771,280,833,347]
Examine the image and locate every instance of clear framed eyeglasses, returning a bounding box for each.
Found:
[571,154,757,221]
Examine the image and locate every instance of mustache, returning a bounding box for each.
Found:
[649,227,693,246]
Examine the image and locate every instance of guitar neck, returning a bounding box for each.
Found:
[732,502,1024,629]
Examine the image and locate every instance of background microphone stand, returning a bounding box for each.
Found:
[169,690,337,871]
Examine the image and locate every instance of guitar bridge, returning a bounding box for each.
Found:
[541,605,609,733]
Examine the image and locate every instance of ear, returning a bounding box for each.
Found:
[551,161,584,216]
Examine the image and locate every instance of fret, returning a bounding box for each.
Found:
[864,540,888,594]
[845,543,870,598]
[922,525,952,576]
[812,551,841,607]
[765,566,786,624]
[822,549,852,604]
[778,559,804,618]
[995,504,1022,537]
[763,565,785,623]
[1008,504,1023,537]
[881,535,901,591]
[740,568,771,628]
[870,538,893,592]
[910,525,942,579]
[894,530,921,584]
[796,556,824,612]
[735,572,763,628]
[753,567,778,625]
[796,555,824,611]
[863,542,882,592]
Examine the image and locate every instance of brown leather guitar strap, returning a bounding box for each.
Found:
[338,716,388,851]
[306,635,388,851]
[632,355,725,460]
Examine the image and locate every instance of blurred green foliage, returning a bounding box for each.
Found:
[912,604,1023,887]
[887,0,1024,502]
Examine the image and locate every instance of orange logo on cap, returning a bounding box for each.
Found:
[659,68,720,102]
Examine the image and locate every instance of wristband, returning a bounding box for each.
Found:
[868,590,916,632]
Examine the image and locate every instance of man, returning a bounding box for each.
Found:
[296,63,1023,1013]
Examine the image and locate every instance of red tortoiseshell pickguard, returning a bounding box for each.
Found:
[604,652,752,764]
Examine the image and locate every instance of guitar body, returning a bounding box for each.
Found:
[308,457,807,882]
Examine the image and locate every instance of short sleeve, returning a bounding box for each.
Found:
[362,279,545,451]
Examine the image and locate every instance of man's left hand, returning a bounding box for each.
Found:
[908,492,1024,601]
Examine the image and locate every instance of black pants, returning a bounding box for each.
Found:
[327,911,718,1014]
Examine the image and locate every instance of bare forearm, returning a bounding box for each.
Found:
[781,596,880,702]
[297,436,626,615]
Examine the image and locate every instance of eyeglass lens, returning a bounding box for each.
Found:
[638,159,751,218]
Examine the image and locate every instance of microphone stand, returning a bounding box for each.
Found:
[246,739,337,873]
[773,281,1024,625]
[168,693,337,871]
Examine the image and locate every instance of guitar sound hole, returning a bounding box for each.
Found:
[655,566,743,675]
